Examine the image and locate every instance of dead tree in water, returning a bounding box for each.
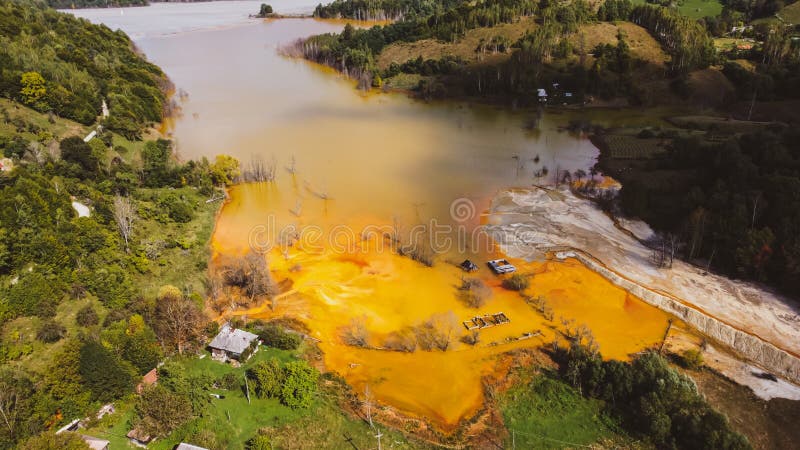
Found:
[219,252,278,307]
[286,155,297,175]
[340,317,370,347]
[244,155,277,182]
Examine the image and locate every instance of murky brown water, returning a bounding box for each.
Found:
[73,2,671,429]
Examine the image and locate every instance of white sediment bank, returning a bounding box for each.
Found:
[485,187,800,390]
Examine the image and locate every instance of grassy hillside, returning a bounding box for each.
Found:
[81,347,434,450]
[500,372,622,448]
[779,1,800,23]
[630,0,723,19]
[378,17,538,70]
[47,0,148,8]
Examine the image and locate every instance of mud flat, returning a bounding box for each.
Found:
[485,187,800,389]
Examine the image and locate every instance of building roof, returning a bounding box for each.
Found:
[176,443,209,450]
[142,368,158,385]
[81,435,110,450]
[127,428,152,443]
[208,324,258,354]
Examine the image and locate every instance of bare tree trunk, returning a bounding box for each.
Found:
[113,195,136,251]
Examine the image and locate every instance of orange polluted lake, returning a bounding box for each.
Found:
[66,6,673,429]
[212,182,673,429]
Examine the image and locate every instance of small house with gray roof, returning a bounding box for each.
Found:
[208,324,259,362]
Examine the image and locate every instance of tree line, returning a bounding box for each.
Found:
[551,338,750,449]
[606,126,800,297]
[302,0,719,104]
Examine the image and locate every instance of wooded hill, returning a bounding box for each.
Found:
[302,0,717,103]
[303,0,798,112]
[0,0,168,139]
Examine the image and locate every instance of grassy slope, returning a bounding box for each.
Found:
[0,98,89,145]
[378,19,668,70]
[500,371,623,449]
[132,186,218,300]
[83,347,431,450]
[377,19,670,93]
[779,1,800,23]
[630,0,723,19]
[570,21,669,65]
[377,16,538,70]
[2,184,216,373]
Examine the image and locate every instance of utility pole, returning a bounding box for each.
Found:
[512,430,516,450]
[364,384,374,429]
[659,319,674,354]
[244,374,251,405]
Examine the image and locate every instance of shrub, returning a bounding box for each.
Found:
[258,3,273,16]
[280,360,318,409]
[457,277,491,308]
[247,434,272,450]
[135,385,192,438]
[248,358,284,399]
[6,271,61,318]
[502,273,530,291]
[158,194,194,223]
[383,327,417,352]
[79,340,136,402]
[75,304,99,327]
[257,324,301,350]
[461,331,479,346]
[678,348,704,370]
[217,372,240,391]
[36,320,66,343]
[339,318,369,347]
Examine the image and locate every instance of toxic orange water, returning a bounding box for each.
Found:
[212,181,672,429]
[70,4,674,429]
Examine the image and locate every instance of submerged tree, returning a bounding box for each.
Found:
[457,277,491,308]
[340,317,370,347]
[414,311,459,351]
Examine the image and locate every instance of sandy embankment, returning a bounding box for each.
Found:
[484,187,800,398]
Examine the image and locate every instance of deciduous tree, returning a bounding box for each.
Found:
[153,286,206,355]
[135,385,192,438]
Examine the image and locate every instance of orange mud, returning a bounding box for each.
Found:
[211,182,673,431]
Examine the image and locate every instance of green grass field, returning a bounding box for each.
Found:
[132,185,219,299]
[82,347,430,449]
[675,0,723,19]
[630,0,723,19]
[500,372,622,449]
[0,98,89,146]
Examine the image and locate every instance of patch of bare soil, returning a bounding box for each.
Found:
[691,369,800,450]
